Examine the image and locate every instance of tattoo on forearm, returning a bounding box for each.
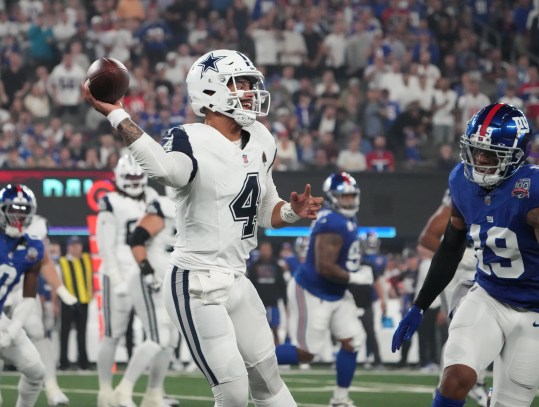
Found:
[117,119,144,146]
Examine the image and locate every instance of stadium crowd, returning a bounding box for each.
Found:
[0,0,539,172]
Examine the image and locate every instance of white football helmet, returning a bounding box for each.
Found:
[186,49,270,127]
[114,154,148,197]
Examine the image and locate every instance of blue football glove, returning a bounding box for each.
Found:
[391,305,424,353]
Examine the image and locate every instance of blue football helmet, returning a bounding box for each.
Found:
[460,103,532,188]
[361,230,380,255]
[0,184,37,237]
[322,172,360,217]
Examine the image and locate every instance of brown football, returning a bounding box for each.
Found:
[86,57,130,103]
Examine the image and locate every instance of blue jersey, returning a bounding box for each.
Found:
[450,162,539,311]
[0,232,44,313]
[362,253,387,279]
[295,209,360,301]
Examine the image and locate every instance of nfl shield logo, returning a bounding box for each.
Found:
[242,154,248,164]
[512,178,530,199]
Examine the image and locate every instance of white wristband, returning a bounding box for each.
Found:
[107,108,131,129]
[280,202,301,223]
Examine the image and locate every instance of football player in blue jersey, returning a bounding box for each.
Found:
[349,231,387,370]
[392,103,539,407]
[0,184,46,406]
[276,172,368,407]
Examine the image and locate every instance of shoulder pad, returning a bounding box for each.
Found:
[98,195,113,213]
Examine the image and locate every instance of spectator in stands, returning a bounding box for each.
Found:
[518,65,539,123]
[345,20,373,78]
[336,136,367,173]
[499,84,524,110]
[2,52,31,108]
[362,87,386,140]
[366,135,395,172]
[301,17,325,78]
[436,143,457,172]
[296,131,316,169]
[456,76,490,133]
[431,77,457,146]
[323,17,347,78]
[136,7,171,65]
[279,18,307,67]
[52,9,76,52]
[27,13,56,70]
[23,82,51,120]
[275,128,299,171]
[250,12,279,76]
[47,52,86,122]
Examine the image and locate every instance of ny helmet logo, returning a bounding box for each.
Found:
[513,116,530,138]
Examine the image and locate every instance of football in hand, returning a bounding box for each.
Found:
[86,57,130,103]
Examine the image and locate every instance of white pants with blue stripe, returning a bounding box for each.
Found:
[163,267,276,386]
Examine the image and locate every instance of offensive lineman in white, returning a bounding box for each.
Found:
[5,214,78,406]
[83,49,323,407]
[109,188,179,407]
[95,155,158,406]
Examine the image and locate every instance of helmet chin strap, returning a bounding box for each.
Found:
[233,110,256,127]
[472,169,501,188]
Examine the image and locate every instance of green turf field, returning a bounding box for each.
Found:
[1,367,538,406]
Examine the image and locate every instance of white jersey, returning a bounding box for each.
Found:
[145,195,176,280]
[155,121,281,275]
[97,188,158,278]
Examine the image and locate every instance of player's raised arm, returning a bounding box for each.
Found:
[81,81,193,189]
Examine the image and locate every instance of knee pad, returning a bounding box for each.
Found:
[350,332,364,353]
[252,384,297,407]
[212,376,249,407]
[246,354,285,401]
[20,359,45,383]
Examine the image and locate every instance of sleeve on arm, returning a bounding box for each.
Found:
[414,221,467,310]
[146,199,165,218]
[258,168,284,229]
[128,126,197,188]
[96,210,122,286]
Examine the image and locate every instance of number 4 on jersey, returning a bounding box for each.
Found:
[230,173,260,239]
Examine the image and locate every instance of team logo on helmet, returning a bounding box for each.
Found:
[512,178,530,199]
[197,52,225,78]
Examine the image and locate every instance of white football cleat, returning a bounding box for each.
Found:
[97,388,112,407]
[45,385,69,406]
[468,382,488,407]
[328,396,357,407]
[108,388,136,407]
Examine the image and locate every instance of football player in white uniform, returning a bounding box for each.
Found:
[6,213,78,406]
[417,189,488,407]
[95,154,158,406]
[83,49,323,407]
[109,188,179,407]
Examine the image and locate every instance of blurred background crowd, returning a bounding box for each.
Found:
[1,0,539,172]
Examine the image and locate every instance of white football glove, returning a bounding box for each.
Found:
[140,260,160,292]
[56,285,78,306]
